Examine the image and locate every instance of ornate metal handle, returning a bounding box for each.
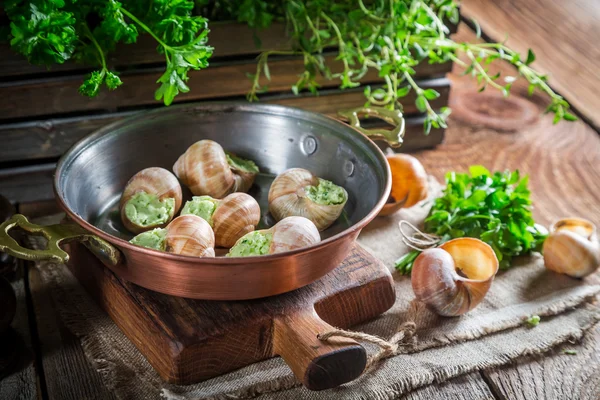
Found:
[338,106,406,148]
[0,214,120,266]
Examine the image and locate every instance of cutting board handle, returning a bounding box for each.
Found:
[273,308,367,391]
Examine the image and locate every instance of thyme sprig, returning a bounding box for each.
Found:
[241,0,575,132]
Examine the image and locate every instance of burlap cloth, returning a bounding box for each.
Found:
[27,179,600,400]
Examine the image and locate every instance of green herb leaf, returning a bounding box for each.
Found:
[397,166,546,274]
[525,315,540,327]
[423,88,440,100]
[526,49,536,65]
[396,86,411,98]
[416,95,428,112]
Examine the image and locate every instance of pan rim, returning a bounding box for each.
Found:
[54,102,392,264]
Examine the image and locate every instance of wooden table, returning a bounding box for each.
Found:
[2,1,600,398]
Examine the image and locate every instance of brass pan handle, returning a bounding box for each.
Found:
[0,214,120,266]
[338,106,406,148]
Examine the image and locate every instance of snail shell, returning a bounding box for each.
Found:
[164,215,215,257]
[182,193,261,248]
[543,217,600,278]
[227,216,321,256]
[268,216,321,254]
[120,167,182,234]
[379,154,428,216]
[173,140,258,198]
[411,238,499,316]
[268,168,347,231]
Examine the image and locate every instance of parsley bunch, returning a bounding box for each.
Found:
[5,0,213,105]
[395,166,547,274]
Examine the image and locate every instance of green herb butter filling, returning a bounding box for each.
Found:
[129,228,167,251]
[226,152,260,173]
[227,231,273,257]
[304,178,347,205]
[181,196,219,225]
[125,192,175,228]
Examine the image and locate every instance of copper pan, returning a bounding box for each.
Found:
[0,103,399,300]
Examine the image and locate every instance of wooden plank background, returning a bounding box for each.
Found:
[461,0,600,131]
[0,78,449,163]
[0,22,290,78]
[0,56,449,121]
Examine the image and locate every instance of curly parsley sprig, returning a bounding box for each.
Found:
[395,166,548,274]
[5,0,213,105]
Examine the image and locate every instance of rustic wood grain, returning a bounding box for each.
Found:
[0,112,445,204]
[26,265,117,400]
[0,78,449,163]
[0,56,449,121]
[461,0,600,130]
[63,241,395,385]
[0,164,55,204]
[409,23,600,400]
[0,22,291,78]
[482,322,600,400]
[400,372,495,400]
[0,264,37,400]
[415,24,600,229]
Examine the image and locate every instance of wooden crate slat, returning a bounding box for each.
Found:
[0,56,450,121]
[0,116,440,204]
[0,21,453,80]
[0,164,55,204]
[0,78,449,163]
[0,113,135,163]
[0,22,291,78]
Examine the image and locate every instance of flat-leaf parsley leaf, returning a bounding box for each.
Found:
[396,166,547,274]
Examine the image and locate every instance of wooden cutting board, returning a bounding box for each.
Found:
[64,242,395,390]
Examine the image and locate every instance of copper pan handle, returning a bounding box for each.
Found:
[273,308,366,390]
[337,106,406,148]
[0,214,120,266]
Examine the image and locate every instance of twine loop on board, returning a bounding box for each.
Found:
[317,222,440,372]
[318,322,417,371]
[398,220,440,251]
[318,319,417,371]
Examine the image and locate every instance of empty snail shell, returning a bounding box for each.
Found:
[181,192,261,248]
[227,216,321,257]
[268,168,348,231]
[411,238,499,316]
[164,215,216,257]
[173,140,259,198]
[543,217,600,278]
[120,167,182,234]
[379,154,428,216]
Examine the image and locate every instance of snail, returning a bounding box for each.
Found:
[411,238,499,317]
[129,215,215,257]
[543,217,600,278]
[379,154,428,216]
[173,140,259,198]
[268,168,348,231]
[181,193,261,248]
[120,167,183,234]
[227,216,320,257]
